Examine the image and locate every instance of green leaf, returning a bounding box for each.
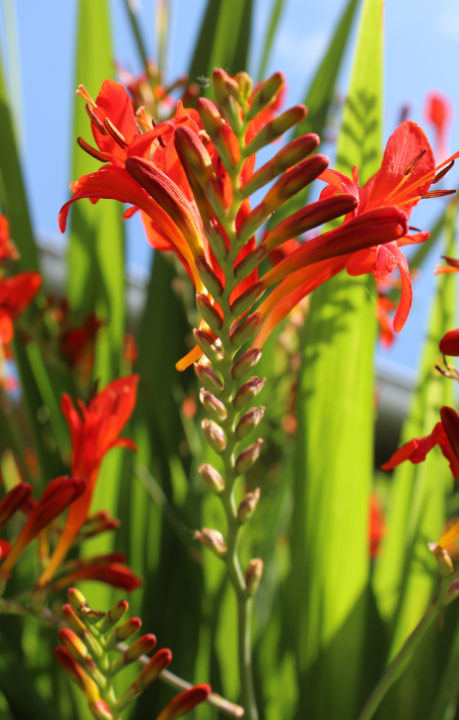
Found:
[257,0,287,82]
[289,1,383,718]
[372,198,457,720]
[188,0,253,87]
[68,0,125,386]
[268,0,360,229]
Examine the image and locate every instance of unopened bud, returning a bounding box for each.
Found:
[245,558,263,595]
[428,542,454,577]
[230,283,265,318]
[63,604,87,638]
[205,219,228,261]
[99,600,129,634]
[110,634,157,676]
[236,72,253,102]
[235,439,263,474]
[236,407,265,439]
[0,483,33,531]
[238,488,261,523]
[200,390,227,423]
[245,105,307,155]
[194,363,224,395]
[89,700,114,720]
[115,649,173,710]
[194,528,227,557]
[197,98,236,168]
[232,349,262,380]
[198,464,225,494]
[59,628,89,662]
[233,377,265,409]
[440,406,459,462]
[263,194,358,252]
[213,68,241,105]
[196,293,223,332]
[247,72,284,121]
[196,258,224,297]
[156,684,212,720]
[201,419,226,453]
[105,617,142,651]
[262,154,330,215]
[230,313,263,348]
[67,587,88,614]
[55,647,100,702]
[234,245,267,280]
[174,127,225,212]
[193,330,224,364]
[242,134,320,198]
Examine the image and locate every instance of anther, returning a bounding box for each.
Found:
[76,85,96,107]
[77,137,111,163]
[85,104,107,135]
[403,149,427,176]
[408,225,421,232]
[104,117,129,148]
[431,159,455,184]
[420,189,456,199]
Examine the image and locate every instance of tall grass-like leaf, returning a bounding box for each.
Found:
[373,199,457,720]
[268,0,360,228]
[257,0,287,82]
[69,0,126,612]
[188,0,253,87]
[290,1,383,718]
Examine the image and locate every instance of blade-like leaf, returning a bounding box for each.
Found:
[289,1,383,718]
[372,198,457,720]
[257,0,287,82]
[188,0,253,88]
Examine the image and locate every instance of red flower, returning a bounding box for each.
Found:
[50,553,142,592]
[37,375,138,587]
[369,494,385,558]
[425,91,452,163]
[59,313,104,384]
[156,685,212,720]
[253,121,457,347]
[0,216,18,262]
[0,272,42,344]
[435,255,459,276]
[440,327,459,356]
[0,476,86,580]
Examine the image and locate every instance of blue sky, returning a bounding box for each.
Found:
[3,0,459,370]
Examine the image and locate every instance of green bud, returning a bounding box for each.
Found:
[198,464,225,494]
[236,407,265,439]
[233,377,265,409]
[232,349,262,380]
[194,363,224,395]
[201,419,226,453]
[246,72,284,121]
[194,528,227,558]
[194,330,224,365]
[234,246,267,280]
[244,105,307,156]
[196,257,224,298]
[245,558,263,595]
[230,313,263,348]
[235,439,263,474]
[196,292,223,331]
[238,488,261,523]
[200,389,227,423]
[230,282,265,318]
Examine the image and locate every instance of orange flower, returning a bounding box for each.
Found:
[37,375,138,587]
[0,272,42,344]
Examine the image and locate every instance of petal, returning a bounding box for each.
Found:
[440,328,459,356]
[91,80,139,162]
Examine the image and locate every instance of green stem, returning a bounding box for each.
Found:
[122,0,149,73]
[357,575,455,720]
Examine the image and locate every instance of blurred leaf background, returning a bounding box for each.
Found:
[0,1,459,719]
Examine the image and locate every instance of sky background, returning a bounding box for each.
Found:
[2,0,459,372]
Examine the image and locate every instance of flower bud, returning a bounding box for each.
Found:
[245,105,307,155]
[242,134,320,197]
[205,219,228,261]
[196,98,237,168]
[245,558,264,595]
[0,483,33,531]
[194,363,224,395]
[200,390,227,423]
[115,649,173,711]
[193,329,224,364]
[213,68,241,105]
[428,542,454,577]
[89,700,114,720]
[230,313,263,348]
[174,126,225,212]
[230,283,265,318]
[59,628,89,662]
[196,257,224,297]
[440,329,459,356]
[238,488,261,523]
[201,419,226,453]
[232,349,262,380]
[67,587,88,614]
[194,528,227,557]
[233,377,265,409]
[196,293,223,332]
[156,684,212,720]
[236,72,253,102]
[262,194,359,252]
[99,600,129,634]
[247,72,284,121]
[235,439,263,474]
[236,407,265,439]
[234,246,267,281]
[63,604,87,638]
[55,647,100,703]
[198,464,225,494]
[110,634,157,676]
[440,406,459,461]
[105,617,142,651]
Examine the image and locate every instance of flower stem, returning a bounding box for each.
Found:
[357,574,456,720]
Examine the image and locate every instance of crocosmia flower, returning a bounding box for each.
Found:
[425,91,452,163]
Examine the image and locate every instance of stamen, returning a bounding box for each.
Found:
[409,226,421,232]
[420,189,456,199]
[104,117,129,148]
[404,149,427,175]
[77,137,111,163]
[85,104,107,135]
[76,84,96,107]
[431,159,455,184]
[393,150,459,205]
